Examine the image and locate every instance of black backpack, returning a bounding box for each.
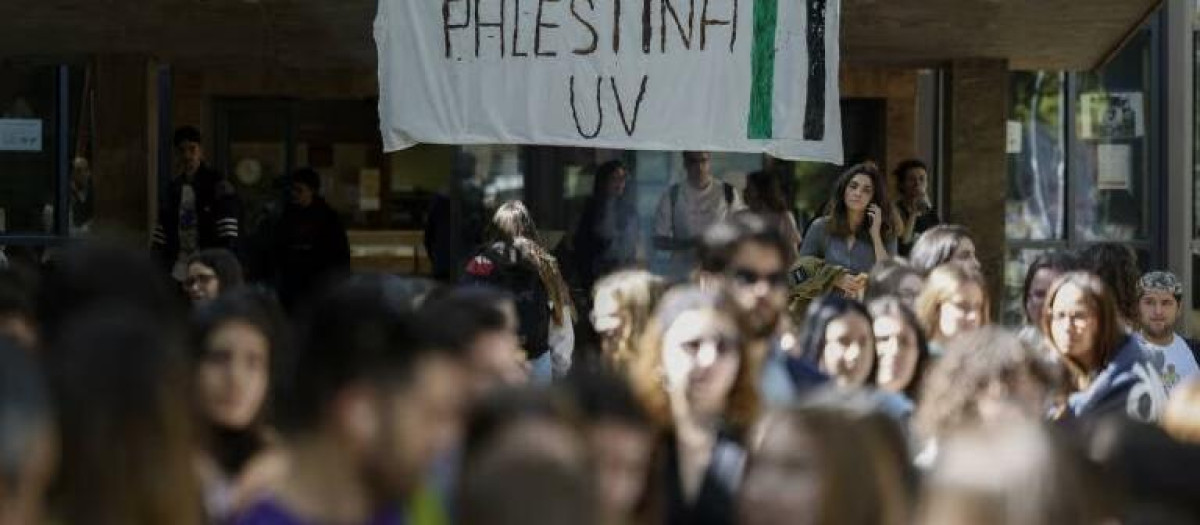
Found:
[463,242,551,360]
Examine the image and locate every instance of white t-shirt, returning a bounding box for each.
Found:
[654,180,745,277]
[173,183,199,280]
[1136,333,1200,392]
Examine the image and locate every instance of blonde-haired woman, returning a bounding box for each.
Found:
[915,262,990,354]
[591,270,668,370]
[630,287,760,525]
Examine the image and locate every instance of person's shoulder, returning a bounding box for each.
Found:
[1114,336,1153,369]
[808,216,830,232]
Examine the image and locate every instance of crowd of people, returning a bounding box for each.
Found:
[2,151,1200,525]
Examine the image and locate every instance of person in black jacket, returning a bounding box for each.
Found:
[153,126,242,280]
[573,160,640,294]
[272,168,351,311]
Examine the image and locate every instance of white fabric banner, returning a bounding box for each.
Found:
[375,0,842,163]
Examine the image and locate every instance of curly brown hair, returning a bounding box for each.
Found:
[629,287,761,434]
[915,326,1058,442]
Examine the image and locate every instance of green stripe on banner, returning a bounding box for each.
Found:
[747,0,778,139]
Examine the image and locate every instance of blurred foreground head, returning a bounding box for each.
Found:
[631,286,760,433]
[38,242,180,343]
[696,214,791,339]
[0,339,55,525]
[420,286,527,397]
[590,270,668,370]
[47,306,202,525]
[740,402,910,525]
[277,275,462,500]
[916,327,1056,443]
[566,371,655,525]
[460,386,595,525]
[920,421,1114,525]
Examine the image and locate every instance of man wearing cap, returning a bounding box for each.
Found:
[1135,271,1200,392]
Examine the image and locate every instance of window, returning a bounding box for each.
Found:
[1007,72,1066,242]
[1004,20,1163,326]
[0,62,85,242]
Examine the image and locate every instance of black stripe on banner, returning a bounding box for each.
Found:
[803,0,827,141]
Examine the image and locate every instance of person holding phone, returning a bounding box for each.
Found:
[797,163,897,298]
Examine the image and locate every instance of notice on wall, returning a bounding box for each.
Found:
[374,0,843,163]
[1097,143,1132,191]
[0,119,42,152]
[360,168,382,211]
[1079,92,1144,140]
[1006,120,1022,154]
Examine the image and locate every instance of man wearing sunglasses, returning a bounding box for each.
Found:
[697,215,826,406]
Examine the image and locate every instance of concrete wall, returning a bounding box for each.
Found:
[172,64,377,152]
[840,66,920,176]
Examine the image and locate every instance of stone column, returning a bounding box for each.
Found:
[945,58,1009,312]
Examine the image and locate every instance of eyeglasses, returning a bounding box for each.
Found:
[732,268,789,288]
[684,156,711,166]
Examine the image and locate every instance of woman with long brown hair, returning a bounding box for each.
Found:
[190,288,289,521]
[797,163,897,297]
[465,200,575,381]
[574,160,642,292]
[630,286,760,525]
[1041,272,1168,422]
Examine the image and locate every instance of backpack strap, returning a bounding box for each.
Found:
[1187,337,1200,365]
[669,184,680,237]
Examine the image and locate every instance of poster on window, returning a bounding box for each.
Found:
[1097,143,1132,191]
[0,119,42,152]
[374,0,843,164]
[1078,92,1144,141]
